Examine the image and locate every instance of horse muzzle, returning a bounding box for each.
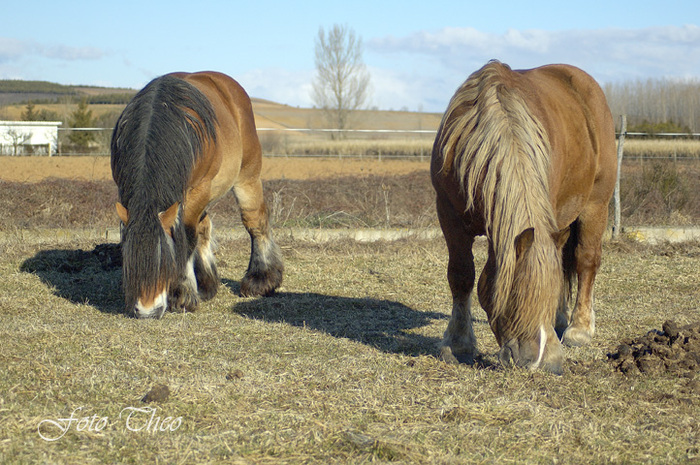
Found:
[134,291,168,319]
[499,325,564,375]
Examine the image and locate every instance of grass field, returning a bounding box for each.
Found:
[0,152,698,463]
[1,232,699,463]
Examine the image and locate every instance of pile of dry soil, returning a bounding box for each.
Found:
[607,320,700,377]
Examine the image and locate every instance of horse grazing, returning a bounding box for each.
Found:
[111,71,283,319]
[431,61,617,373]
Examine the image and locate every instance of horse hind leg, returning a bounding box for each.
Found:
[194,212,219,301]
[234,179,283,297]
[562,205,607,347]
[555,222,578,339]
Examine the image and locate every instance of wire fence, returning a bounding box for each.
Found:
[9,126,695,160]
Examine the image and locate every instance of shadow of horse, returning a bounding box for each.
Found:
[20,243,124,314]
[19,246,446,358]
[224,279,446,356]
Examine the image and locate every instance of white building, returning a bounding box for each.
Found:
[0,121,62,156]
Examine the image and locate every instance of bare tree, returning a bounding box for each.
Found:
[312,24,371,137]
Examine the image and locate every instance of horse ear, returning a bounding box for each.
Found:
[116,202,129,225]
[553,228,571,249]
[158,202,180,234]
[515,227,535,258]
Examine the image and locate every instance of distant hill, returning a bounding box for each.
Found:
[0,80,136,106]
[0,79,442,131]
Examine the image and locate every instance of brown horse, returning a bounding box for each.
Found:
[111,71,283,318]
[431,61,617,373]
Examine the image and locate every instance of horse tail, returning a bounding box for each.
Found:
[438,61,561,339]
[111,74,218,211]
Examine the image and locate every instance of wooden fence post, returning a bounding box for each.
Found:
[612,115,626,239]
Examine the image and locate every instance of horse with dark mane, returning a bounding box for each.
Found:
[431,61,617,373]
[111,71,283,318]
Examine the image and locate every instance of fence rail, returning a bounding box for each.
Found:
[3,125,700,159]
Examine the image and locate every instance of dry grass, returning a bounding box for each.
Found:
[1,233,699,463]
[623,139,700,159]
[258,136,700,161]
[1,163,698,233]
[261,136,435,159]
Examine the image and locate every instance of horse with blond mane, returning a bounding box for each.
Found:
[431,61,617,373]
[112,71,283,318]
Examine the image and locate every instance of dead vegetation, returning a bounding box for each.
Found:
[1,161,699,232]
[1,234,698,463]
[0,157,698,463]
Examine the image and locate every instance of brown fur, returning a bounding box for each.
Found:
[431,61,617,371]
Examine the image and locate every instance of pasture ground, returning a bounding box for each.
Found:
[1,232,699,463]
[0,156,699,463]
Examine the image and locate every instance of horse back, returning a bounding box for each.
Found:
[169,72,262,222]
[514,64,617,228]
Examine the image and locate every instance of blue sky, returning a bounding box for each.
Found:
[2,0,699,112]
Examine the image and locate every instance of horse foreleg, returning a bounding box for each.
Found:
[437,198,478,364]
[194,212,219,301]
[234,179,283,297]
[170,253,200,312]
[562,204,607,346]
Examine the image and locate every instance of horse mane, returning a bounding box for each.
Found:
[437,61,562,339]
[110,75,218,310]
[111,74,218,212]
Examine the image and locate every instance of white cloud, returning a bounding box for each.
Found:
[366,66,452,112]
[0,37,105,65]
[43,44,104,61]
[369,25,700,81]
[237,68,315,109]
[0,38,31,63]
[366,25,700,111]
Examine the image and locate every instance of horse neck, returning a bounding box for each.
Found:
[445,65,561,335]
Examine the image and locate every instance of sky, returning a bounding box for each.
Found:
[2,0,699,113]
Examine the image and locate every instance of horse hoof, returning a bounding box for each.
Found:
[170,285,200,313]
[439,346,460,364]
[240,268,283,297]
[562,327,592,347]
[540,344,564,375]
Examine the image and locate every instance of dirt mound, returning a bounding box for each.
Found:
[607,320,700,377]
[21,242,121,274]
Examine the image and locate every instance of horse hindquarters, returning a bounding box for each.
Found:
[234,179,283,297]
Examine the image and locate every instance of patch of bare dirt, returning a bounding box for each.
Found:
[607,320,700,377]
[0,156,428,183]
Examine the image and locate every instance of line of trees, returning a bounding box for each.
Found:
[0,80,75,94]
[604,79,700,133]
